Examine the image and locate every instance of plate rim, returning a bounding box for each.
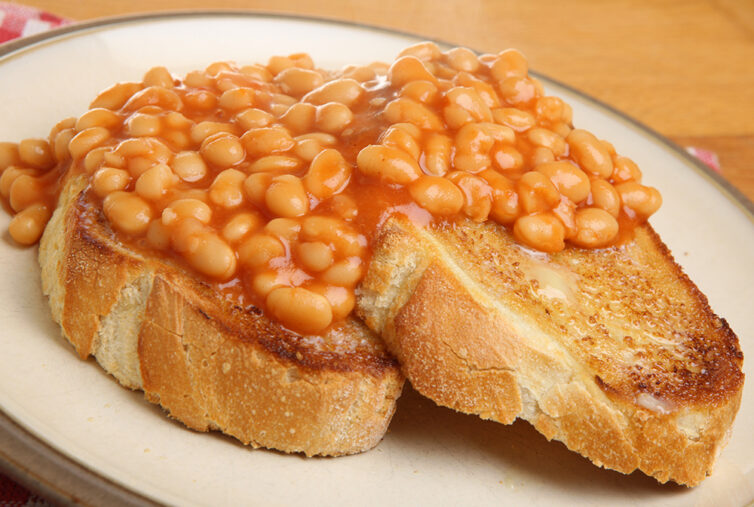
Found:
[0,409,157,506]
[0,9,752,506]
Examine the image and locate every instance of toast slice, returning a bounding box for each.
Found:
[356,215,743,485]
[39,172,404,456]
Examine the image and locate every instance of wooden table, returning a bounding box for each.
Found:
[14,0,754,204]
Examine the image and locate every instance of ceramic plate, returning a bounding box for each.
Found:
[0,12,752,507]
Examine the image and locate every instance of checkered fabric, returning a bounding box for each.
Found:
[0,2,68,44]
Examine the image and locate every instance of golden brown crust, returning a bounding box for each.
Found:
[356,215,743,485]
[39,174,404,456]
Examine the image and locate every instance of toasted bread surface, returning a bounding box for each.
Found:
[356,215,743,485]
[39,173,404,456]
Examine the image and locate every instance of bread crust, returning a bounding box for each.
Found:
[39,174,404,456]
[356,216,743,485]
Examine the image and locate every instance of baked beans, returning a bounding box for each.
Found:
[1,45,661,335]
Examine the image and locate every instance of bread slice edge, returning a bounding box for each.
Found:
[356,216,743,485]
[39,174,405,456]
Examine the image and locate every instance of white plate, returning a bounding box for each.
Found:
[0,12,752,507]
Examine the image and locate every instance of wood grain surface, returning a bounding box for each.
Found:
[11,0,754,204]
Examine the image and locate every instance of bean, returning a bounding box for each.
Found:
[9,174,44,212]
[243,172,273,208]
[172,151,208,182]
[479,169,520,224]
[0,142,21,170]
[380,125,421,160]
[241,127,295,158]
[275,67,325,97]
[445,47,480,72]
[571,208,619,248]
[490,48,528,81]
[612,156,643,183]
[265,175,309,217]
[91,167,132,197]
[383,97,443,130]
[18,138,55,170]
[356,144,422,184]
[315,102,353,133]
[492,107,536,132]
[265,217,302,242]
[125,113,162,137]
[103,191,153,235]
[498,76,537,105]
[248,155,303,174]
[252,271,286,298]
[183,89,218,111]
[218,87,256,111]
[235,108,274,130]
[146,219,170,250]
[162,198,212,226]
[68,127,110,160]
[399,41,442,61]
[221,212,264,243]
[491,145,523,171]
[388,56,437,87]
[320,257,363,287]
[208,169,246,208]
[297,241,334,272]
[513,212,565,253]
[280,102,316,134]
[0,167,34,199]
[446,86,493,123]
[447,172,493,221]
[517,171,561,214]
[329,194,359,221]
[185,232,237,280]
[76,108,122,131]
[135,163,176,201]
[302,78,363,107]
[8,203,51,245]
[122,86,182,112]
[535,96,566,124]
[409,175,464,215]
[590,179,621,217]
[567,129,614,178]
[190,121,236,144]
[423,133,452,176]
[307,284,355,321]
[527,128,566,157]
[238,234,285,268]
[615,181,662,217]
[304,148,352,200]
[266,287,333,335]
[536,161,591,204]
[400,80,438,104]
[201,134,245,168]
[89,82,143,110]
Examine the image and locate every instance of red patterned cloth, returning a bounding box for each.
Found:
[0,472,47,506]
[686,146,722,173]
[0,1,69,44]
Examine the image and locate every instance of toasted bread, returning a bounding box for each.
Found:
[356,215,743,485]
[38,171,404,456]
